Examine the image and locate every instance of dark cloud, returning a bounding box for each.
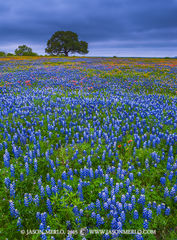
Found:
[0,0,177,56]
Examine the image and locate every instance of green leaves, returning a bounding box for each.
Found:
[14,45,38,56]
[45,31,88,56]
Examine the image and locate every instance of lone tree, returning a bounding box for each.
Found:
[15,45,38,56]
[45,31,88,56]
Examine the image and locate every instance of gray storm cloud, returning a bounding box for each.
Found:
[0,0,177,56]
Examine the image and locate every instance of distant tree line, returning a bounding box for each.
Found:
[0,51,14,57]
[0,45,38,57]
[0,31,89,57]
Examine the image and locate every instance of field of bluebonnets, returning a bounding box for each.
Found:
[0,56,177,240]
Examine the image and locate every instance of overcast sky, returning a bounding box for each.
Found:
[0,0,177,57]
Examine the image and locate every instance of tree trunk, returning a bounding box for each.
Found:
[64,51,69,56]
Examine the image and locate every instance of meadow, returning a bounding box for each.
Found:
[0,56,176,240]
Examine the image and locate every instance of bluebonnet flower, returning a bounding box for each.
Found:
[115,183,119,194]
[143,219,149,229]
[124,202,128,211]
[102,192,108,202]
[79,209,84,216]
[20,173,24,181]
[134,234,144,240]
[25,162,29,176]
[66,220,72,230]
[152,201,157,209]
[116,202,123,213]
[147,202,152,208]
[34,158,38,172]
[168,173,173,181]
[165,207,170,216]
[34,194,40,206]
[117,221,122,231]
[156,205,161,215]
[103,233,110,239]
[0,143,3,151]
[129,173,134,181]
[168,146,173,157]
[28,193,33,203]
[111,218,117,229]
[120,182,124,189]
[51,177,56,187]
[46,199,53,215]
[105,174,110,185]
[39,223,45,232]
[164,187,170,198]
[3,150,10,167]
[57,179,62,190]
[119,174,125,180]
[126,178,130,188]
[147,209,152,220]
[66,235,74,240]
[36,212,41,222]
[125,192,130,201]
[9,200,15,216]
[135,188,139,195]
[133,210,139,220]
[121,194,126,204]
[160,177,166,185]
[10,164,15,177]
[110,178,114,187]
[96,214,104,227]
[38,178,42,189]
[14,208,19,218]
[40,186,45,199]
[4,177,11,188]
[128,203,133,211]
[46,173,50,181]
[91,211,96,218]
[138,194,145,205]
[41,212,47,228]
[143,208,148,219]
[17,217,23,230]
[112,195,116,205]
[103,202,109,210]
[96,199,101,211]
[46,185,51,197]
[56,158,60,167]
[10,183,15,198]
[120,210,126,222]
[131,195,136,206]
[141,188,145,194]
[24,197,29,207]
[170,187,176,197]
[52,185,58,195]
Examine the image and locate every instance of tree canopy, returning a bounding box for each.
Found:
[15,45,38,56]
[0,51,6,57]
[45,31,88,56]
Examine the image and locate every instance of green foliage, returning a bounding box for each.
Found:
[49,190,83,231]
[14,45,38,56]
[0,57,177,240]
[45,31,88,56]
[7,53,14,56]
[0,51,6,56]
